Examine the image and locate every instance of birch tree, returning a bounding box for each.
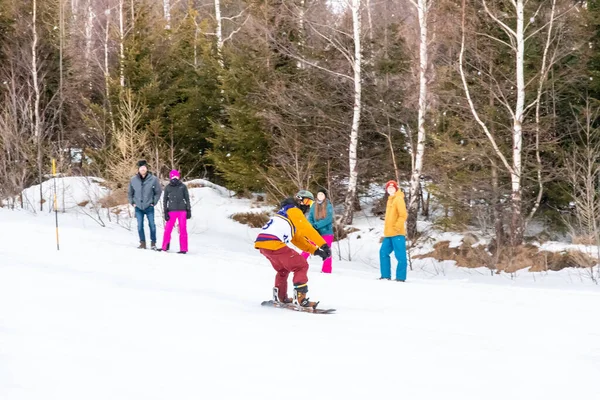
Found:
[119,0,125,87]
[341,0,362,225]
[31,0,45,211]
[163,0,171,30]
[459,0,572,246]
[405,0,432,238]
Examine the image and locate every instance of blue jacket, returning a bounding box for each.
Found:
[308,200,334,236]
[128,172,162,211]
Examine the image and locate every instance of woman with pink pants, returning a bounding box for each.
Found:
[160,170,191,254]
[301,189,335,273]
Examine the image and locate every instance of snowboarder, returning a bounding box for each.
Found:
[128,160,162,250]
[160,170,191,254]
[379,180,408,281]
[255,190,332,309]
[301,188,335,273]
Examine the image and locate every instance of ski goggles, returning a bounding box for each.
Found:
[297,197,314,207]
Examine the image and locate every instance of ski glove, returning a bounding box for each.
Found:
[186,210,192,220]
[314,244,331,260]
[165,213,170,222]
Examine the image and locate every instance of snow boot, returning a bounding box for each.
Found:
[177,251,187,254]
[293,285,319,309]
[378,277,391,281]
[273,287,292,304]
[151,242,157,250]
[138,241,146,249]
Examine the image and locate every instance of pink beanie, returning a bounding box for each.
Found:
[169,169,180,180]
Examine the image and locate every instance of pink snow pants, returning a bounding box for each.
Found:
[162,210,188,252]
[301,234,334,273]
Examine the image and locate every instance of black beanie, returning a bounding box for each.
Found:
[317,188,328,198]
[137,159,147,168]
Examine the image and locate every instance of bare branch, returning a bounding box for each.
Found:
[460,0,514,176]
[482,0,517,39]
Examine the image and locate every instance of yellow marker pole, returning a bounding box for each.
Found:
[52,159,60,250]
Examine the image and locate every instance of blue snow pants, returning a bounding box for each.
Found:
[379,235,407,281]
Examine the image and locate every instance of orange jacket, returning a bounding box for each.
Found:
[255,203,326,253]
[384,191,407,237]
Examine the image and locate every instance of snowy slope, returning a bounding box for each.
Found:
[1,182,600,400]
[13,176,111,212]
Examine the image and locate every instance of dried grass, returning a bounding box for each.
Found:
[231,211,271,228]
[416,239,599,272]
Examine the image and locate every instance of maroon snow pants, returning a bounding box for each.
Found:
[259,246,309,302]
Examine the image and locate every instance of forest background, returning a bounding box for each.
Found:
[3,0,600,254]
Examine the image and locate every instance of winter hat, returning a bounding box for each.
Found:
[137,159,148,168]
[385,180,399,191]
[169,169,180,180]
[317,188,328,198]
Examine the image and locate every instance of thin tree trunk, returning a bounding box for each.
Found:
[297,0,306,69]
[59,0,65,166]
[85,1,94,92]
[130,0,135,33]
[119,0,126,88]
[386,116,400,183]
[32,0,43,211]
[528,0,557,224]
[407,0,429,239]
[71,0,78,18]
[214,0,224,68]
[491,158,504,245]
[104,8,117,135]
[366,0,374,66]
[511,0,525,246]
[342,0,362,225]
[194,16,199,68]
[163,0,171,30]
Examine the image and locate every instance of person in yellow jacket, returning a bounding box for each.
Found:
[255,190,332,309]
[380,180,408,281]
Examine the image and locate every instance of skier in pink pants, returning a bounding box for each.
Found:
[301,189,335,273]
[161,170,191,254]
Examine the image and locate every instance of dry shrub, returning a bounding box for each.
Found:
[335,224,360,241]
[187,182,204,189]
[571,235,597,245]
[231,211,271,228]
[77,200,89,207]
[417,239,599,272]
[99,188,129,208]
[415,240,492,268]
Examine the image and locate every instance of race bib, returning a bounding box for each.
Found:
[260,215,294,244]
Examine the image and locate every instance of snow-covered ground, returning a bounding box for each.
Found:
[1,178,600,400]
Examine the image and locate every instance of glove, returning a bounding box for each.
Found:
[186,210,191,220]
[314,244,331,261]
[165,213,170,222]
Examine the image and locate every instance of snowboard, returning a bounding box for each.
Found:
[261,300,336,314]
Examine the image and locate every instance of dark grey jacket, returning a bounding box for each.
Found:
[163,180,191,213]
[128,173,162,210]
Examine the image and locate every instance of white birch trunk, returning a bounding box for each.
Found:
[511,0,525,245]
[104,8,117,136]
[528,0,557,224]
[31,0,44,211]
[342,0,362,225]
[119,0,125,88]
[163,0,171,30]
[366,0,374,67]
[59,0,65,162]
[214,0,224,68]
[71,0,78,18]
[85,2,94,91]
[406,0,429,237]
[297,0,306,69]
